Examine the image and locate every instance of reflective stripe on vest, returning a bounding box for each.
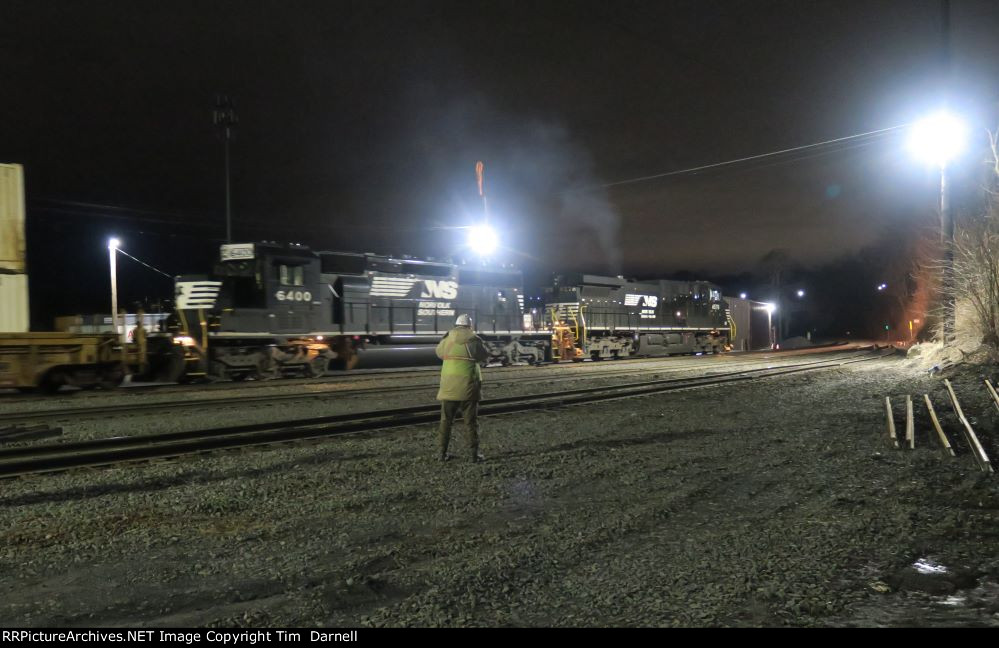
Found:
[441,339,478,378]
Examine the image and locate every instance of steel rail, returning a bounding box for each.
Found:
[0,350,890,478]
[0,341,855,404]
[0,349,870,424]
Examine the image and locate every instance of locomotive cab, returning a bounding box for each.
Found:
[170,242,335,381]
[213,242,323,334]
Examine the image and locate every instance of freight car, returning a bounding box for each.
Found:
[0,162,184,392]
[545,273,731,360]
[0,332,151,392]
[168,242,551,381]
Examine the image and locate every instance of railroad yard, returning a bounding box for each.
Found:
[2,346,998,627]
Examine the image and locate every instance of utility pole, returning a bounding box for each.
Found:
[213,95,238,243]
[476,160,489,222]
[940,0,955,342]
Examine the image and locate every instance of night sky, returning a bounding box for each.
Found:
[3,1,999,327]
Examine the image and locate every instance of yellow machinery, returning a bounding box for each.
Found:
[548,305,585,362]
[0,332,146,393]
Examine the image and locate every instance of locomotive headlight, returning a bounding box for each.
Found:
[467,224,498,256]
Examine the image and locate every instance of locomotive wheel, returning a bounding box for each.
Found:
[306,356,328,378]
[39,370,65,394]
[98,375,123,390]
[253,358,279,381]
[153,346,188,383]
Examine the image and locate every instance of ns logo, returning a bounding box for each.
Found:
[421,280,458,300]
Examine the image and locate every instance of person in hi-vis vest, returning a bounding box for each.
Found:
[435,314,490,462]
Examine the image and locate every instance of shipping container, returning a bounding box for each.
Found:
[0,274,29,332]
[54,312,169,335]
[0,163,26,273]
[0,163,28,333]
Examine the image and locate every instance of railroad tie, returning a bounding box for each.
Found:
[0,425,63,443]
[923,394,955,457]
[943,379,994,474]
[884,396,899,449]
[985,379,999,415]
[905,395,915,450]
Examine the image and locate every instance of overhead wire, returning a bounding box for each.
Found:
[597,123,910,189]
[114,248,174,280]
[702,132,903,179]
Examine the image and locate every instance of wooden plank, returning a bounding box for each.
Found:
[924,394,955,457]
[905,395,915,449]
[985,379,999,414]
[885,396,899,448]
[944,379,994,473]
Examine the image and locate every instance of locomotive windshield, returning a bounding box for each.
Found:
[277,263,305,286]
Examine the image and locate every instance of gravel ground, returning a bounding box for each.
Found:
[2,355,998,627]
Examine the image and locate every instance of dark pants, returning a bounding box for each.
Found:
[438,400,479,457]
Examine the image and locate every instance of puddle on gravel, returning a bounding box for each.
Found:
[912,557,948,575]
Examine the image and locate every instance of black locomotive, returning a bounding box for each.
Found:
[545,274,730,360]
[169,242,549,380]
[165,242,732,381]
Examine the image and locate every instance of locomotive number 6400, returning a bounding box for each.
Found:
[275,290,312,302]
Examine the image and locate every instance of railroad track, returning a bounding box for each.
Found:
[0,348,893,479]
[0,347,873,424]
[0,342,854,405]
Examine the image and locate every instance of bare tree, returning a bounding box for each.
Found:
[759,248,793,339]
[946,129,999,353]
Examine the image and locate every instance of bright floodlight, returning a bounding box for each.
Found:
[764,302,776,314]
[467,224,498,256]
[796,289,805,298]
[108,237,120,250]
[739,292,747,299]
[908,111,968,167]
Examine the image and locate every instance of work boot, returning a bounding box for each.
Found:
[471,453,486,464]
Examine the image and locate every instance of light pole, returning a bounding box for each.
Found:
[108,237,123,344]
[765,302,776,349]
[908,111,967,341]
[213,95,238,243]
[467,224,498,257]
